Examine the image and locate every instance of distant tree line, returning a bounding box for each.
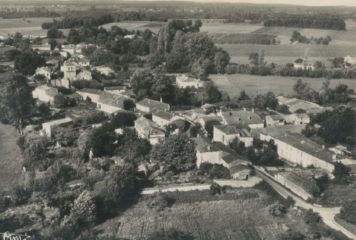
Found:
[210,33,278,45]
[41,14,114,29]
[264,15,346,30]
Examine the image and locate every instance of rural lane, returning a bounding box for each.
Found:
[256,170,356,240]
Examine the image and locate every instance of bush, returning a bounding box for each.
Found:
[303,209,321,225]
[340,201,356,224]
[197,163,231,179]
[269,203,287,217]
[210,183,226,195]
[147,193,175,211]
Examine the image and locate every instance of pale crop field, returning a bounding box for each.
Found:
[0,17,55,38]
[210,74,356,97]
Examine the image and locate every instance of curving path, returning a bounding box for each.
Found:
[256,170,356,240]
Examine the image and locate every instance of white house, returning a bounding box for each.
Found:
[134,116,165,145]
[34,67,51,80]
[265,115,286,127]
[284,113,310,125]
[344,56,356,66]
[93,66,115,76]
[230,164,251,180]
[260,129,336,175]
[213,125,253,147]
[42,117,73,138]
[218,109,264,129]
[152,111,173,127]
[32,85,60,105]
[136,98,170,113]
[76,69,92,81]
[175,74,205,89]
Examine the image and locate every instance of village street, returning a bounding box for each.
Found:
[256,170,356,240]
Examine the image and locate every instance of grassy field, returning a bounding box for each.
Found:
[201,22,263,35]
[0,123,23,192]
[210,74,356,97]
[0,17,56,38]
[95,189,310,240]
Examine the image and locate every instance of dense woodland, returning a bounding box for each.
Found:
[264,15,346,30]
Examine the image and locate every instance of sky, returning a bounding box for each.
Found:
[134,0,356,7]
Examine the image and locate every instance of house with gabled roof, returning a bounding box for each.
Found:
[32,85,61,105]
[136,98,170,113]
[152,111,173,127]
[213,125,253,147]
[96,92,131,114]
[218,109,264,129]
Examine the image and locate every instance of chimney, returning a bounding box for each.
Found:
[252,108,255,113]
[160,96,163,103]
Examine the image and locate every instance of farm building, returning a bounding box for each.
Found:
[134,116,165,145]
[213,125,253,147]
[276,96,326,114]
[275,171,319,200]
[218,109,264,129]
[136,98,170,113]
[96,92,131,114]
[230,164,252,180]
[93,66,115,76]
[175,74,205,89]
[260,129,336,175]
[41,117,73,138]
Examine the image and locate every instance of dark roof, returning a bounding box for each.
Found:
[153,111,173,121]
[229,164,251,174]
[77,88,102,94]
[220,110,263,126]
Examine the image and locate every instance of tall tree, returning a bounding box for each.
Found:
[0,75,35,131]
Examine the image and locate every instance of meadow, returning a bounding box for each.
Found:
[95,189,309,240]
[0,17,56,38]
[0,123,23,192]
[210,74,356,97]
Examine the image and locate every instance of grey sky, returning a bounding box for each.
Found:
[137,0,356,7]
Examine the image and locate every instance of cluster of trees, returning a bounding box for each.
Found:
[225,61,356,79]
[47,27,64,39]
[197,163,231,179]
[264,15,346,30]
[293,79,354,105]
[230,138,283,166]
[150,134,196,174]
[291,31,332,45]
[152,20,230,77]
[340,200,356,225]
[211,33,278,45]
[42,14,114,29]
[14,49,46,75]
[130,69,224,106]
[302,108,355,146]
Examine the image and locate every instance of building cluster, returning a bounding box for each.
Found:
[26,40,356,197]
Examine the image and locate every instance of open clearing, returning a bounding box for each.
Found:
[201,22,263,34]
[96,189,310,240]
[210,74,356,97]
[0,17,56,38]
[0,123,23,192]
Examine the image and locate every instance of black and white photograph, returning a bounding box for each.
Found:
[0,0,355,239]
